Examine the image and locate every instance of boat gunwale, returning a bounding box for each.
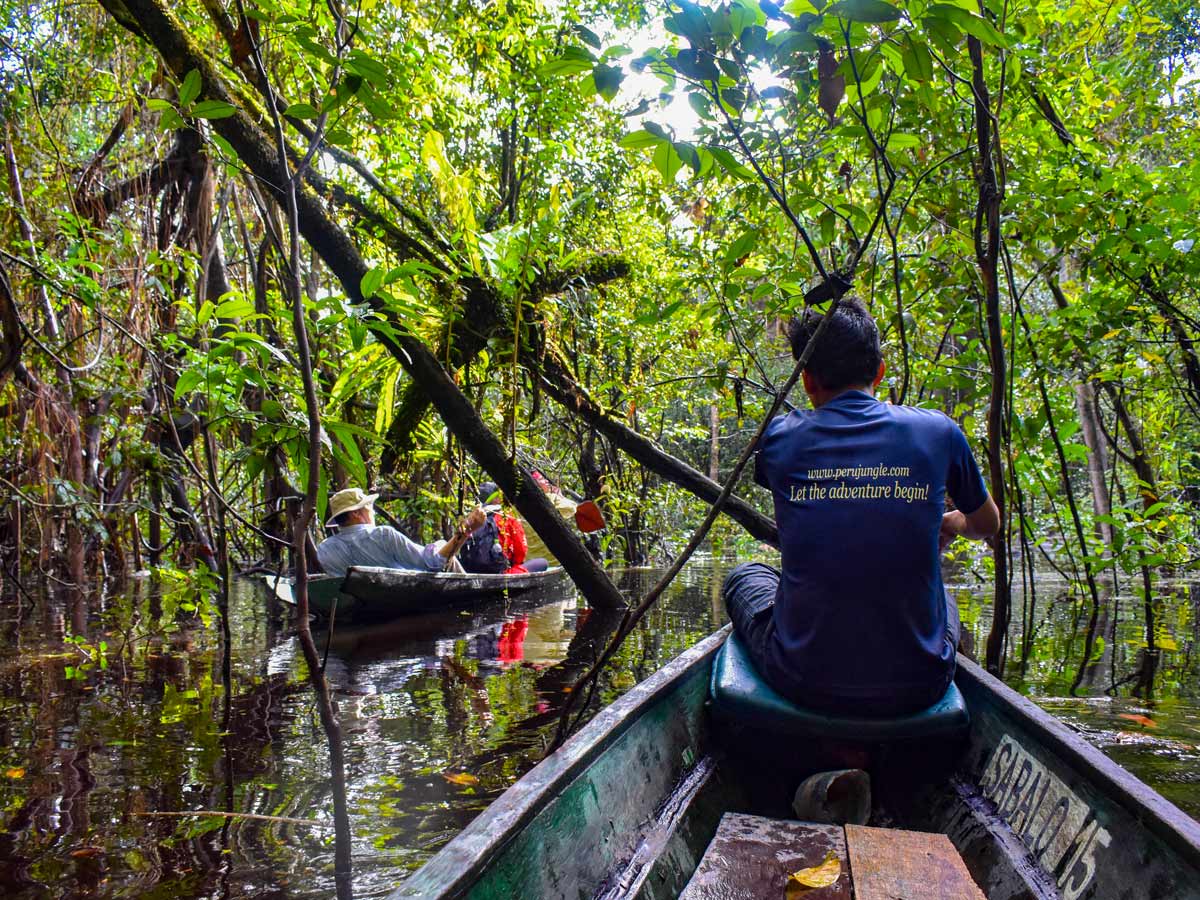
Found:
[388,626,732,898]
[956,654,1200,867]
[272,566,567,606]
[341,564,566,588]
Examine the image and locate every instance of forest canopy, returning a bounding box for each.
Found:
[0,0,1198,680]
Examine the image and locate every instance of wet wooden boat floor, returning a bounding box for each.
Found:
[681,813,984,899]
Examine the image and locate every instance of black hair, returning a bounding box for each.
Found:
[786,298,882,391]
[478,481,501,505]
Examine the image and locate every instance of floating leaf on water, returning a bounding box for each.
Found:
[441,772,479,786]
[5,767,26,779]
[785,850,841,896]
[1117,713,1157,728]
[70,847,103,859]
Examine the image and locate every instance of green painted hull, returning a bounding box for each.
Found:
[275,566,569,621]
[391,628,1200,900]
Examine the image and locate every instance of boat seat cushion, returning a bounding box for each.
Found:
[710,633,968,742]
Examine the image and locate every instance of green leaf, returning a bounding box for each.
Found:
[210,133,236,159]
[327,421,368,485]
[159,109,184,132]
[191,100,237,120]
[708,146,756,180]
[572,22,602,49]
[827,0,903,23]
[284,102,319,119]
[592,63,624,102]
[844,57,885,104]
[885,132,922,150]
[900,36,934,83]
[652,141,684,182]
[669,49,722,83]
[174,369,204,401]
[361,266,384,299]
[723,228,759,269]
[213,295,256,320]
[618,129,665,150]
[634,298,685,326]
[146,98,175,112]
[196,300,215,327]
[664,1,713,46]
[346,51,389,86]
[782,0,820,14]
[179,69,202,107]
[644,121,671,140]
[183,815,226,840]
[675,141,702,172]
[926,4,1009,47]
[358,85,397,119]
[538,47,596,77]
[720,87,747,110]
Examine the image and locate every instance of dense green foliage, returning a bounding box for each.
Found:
[0,0,1197,682]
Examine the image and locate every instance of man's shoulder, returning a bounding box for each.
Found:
[887,403,957,432]
[763,410,807,441]
[369,524,408,544]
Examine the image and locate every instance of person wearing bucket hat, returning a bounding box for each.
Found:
[316,487,485,578]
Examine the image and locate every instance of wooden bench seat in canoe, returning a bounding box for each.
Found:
[680,814,984,899]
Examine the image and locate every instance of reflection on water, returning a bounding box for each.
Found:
[0,560,1197,898]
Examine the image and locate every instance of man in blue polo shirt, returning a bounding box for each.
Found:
[725,299,1000,715]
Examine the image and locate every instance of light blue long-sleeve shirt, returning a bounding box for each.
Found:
[316,524,443,578]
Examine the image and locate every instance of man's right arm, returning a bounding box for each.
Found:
[939,498,1000,551]
[941,417,1000,550]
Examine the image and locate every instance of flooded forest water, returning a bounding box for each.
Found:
[2,560,1199,899]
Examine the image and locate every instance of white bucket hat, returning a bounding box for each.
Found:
[326,487,378,527]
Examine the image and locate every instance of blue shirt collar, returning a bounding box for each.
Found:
[821,389,878,408]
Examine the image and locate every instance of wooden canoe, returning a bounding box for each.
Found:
[277,565,569,621]
[390,627,1200,900]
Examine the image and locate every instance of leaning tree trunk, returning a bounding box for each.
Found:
[101,0,627,609]
[529,347,779,545]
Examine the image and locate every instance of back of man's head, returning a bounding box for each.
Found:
[786,298,882,391]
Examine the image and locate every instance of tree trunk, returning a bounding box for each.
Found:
[1075,381,1113,551]
[103,0,626,609]
[708,404,720,482]
[968,35,1011,675]
[531,348,778,545]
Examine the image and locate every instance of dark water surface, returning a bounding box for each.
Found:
[1,560,1198,898]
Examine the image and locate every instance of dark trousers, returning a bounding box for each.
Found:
[722,562,960,710]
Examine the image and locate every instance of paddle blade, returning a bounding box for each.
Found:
[574,500,605,533]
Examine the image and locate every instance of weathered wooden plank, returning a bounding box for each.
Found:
[679,813,851,900]
[846,823,985,900]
